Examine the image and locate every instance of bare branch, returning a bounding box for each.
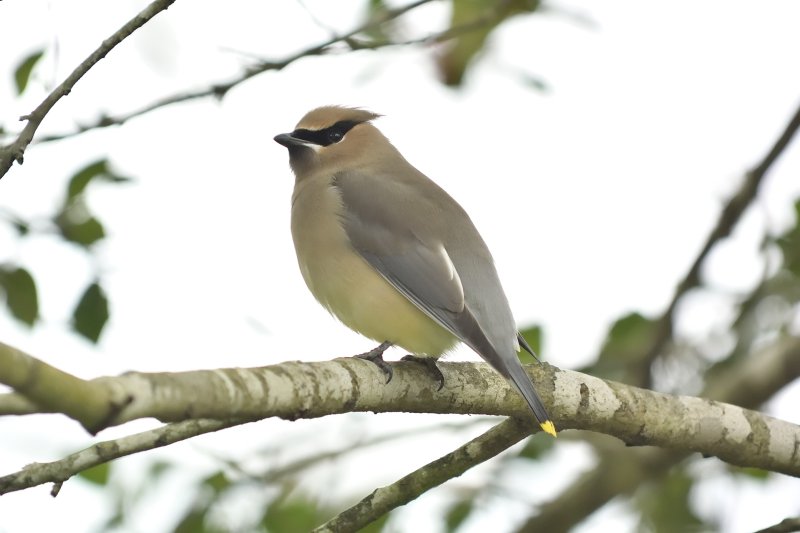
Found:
[0,418,242,496]
[31,0,515,145]
[755,517,800,533]
[517,334,800,532]
[0,341,129,433]
[255,419,485,483]
[0,0,177,181]
[313,418,531,532]
[1,337,800,498]
[634,100,800,386]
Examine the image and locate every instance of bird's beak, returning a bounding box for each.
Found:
[274,133,306,148]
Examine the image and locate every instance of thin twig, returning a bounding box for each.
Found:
[31,0,518,145]
[256,419,487,483]
[0,418,245,495]
[0,0,177,181]
[312,417,532,532]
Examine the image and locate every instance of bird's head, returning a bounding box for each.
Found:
[274,106,385,179]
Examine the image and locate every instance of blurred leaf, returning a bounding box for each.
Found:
[516,71,549,92]
[54,198,106,248]
[363,0,391,42]
[54,160,131,248]
[14,50,44,95]
[78,463,110,486]
[0,265,39,326]
[66,159,132,201]
[518,324,543,362]
[11,219,30,237]
[148,460,173,479]
[0,208,30,236]
[591,312,657,381]
[174,508,210,533]
[203,471,231,494]
[68,160,109,200]
[261,497,320,532]
[518,429,555,460]
[776,199,800,276]
[636,469,705,533]
[71,282,109,343]
[444,497,474,532]
[438,0,540,86]
[731,466,771,481]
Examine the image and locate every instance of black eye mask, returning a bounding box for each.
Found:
[291,120,360,146]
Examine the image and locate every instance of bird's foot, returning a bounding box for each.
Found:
[355,341,394,383]
[401,355,445,391]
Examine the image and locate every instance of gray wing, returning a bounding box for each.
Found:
[332,168,507,352]
[332,170,465,329]
[333,168,554,431]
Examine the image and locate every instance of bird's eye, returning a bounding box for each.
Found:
[328,130,344,143]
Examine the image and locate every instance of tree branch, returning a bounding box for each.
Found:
[313,417,531,532]
[0,0,177,181]
[0,341,129,433]
[31,0,509,145]
[2,336,800,497]
[634,100,800,386]
[517,335,800,532]
[755,517,800,533]
[0,418,243,496]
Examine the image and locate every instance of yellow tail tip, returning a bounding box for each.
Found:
[540,420,557,437]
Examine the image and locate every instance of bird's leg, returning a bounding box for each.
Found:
[401,355,445,391]
[354,341,394,383]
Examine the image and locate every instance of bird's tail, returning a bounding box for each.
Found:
[513,333,557,436]
[447,312,557,437]
[504,357,557,437]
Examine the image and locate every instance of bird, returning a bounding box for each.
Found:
[274,106,556,437]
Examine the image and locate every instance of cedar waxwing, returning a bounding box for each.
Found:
[274,106,556,437]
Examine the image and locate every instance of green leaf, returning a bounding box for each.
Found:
[68,160,109,200]
[148,460,173,479]
[731,466,771,481]
[0,266,39,326]
[776,199,800,276]
[66,159,133,202]
[518,324,543,362]
[357,512,389,533]
[174,509,209,533]
[203,471,230,494]
[55,160,131,248]
[71,282,109,343]
[444,497,474,532]
[590,312,658,380]
[55,210,105,247]
[261,497,320,532]
[518,430,555,460]
[78,463,110,486]
[636,469,705,533]
[438,0,541,86]
[14,50,44,95]
[54,196,106,247]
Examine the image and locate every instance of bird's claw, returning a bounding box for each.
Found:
[354,341,394,383]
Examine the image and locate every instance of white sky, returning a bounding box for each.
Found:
[1,1,800,532]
